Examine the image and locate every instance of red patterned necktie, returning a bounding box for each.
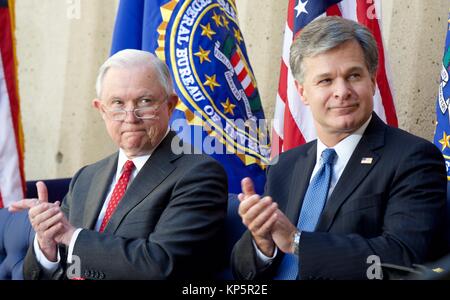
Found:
[99,160,135,232]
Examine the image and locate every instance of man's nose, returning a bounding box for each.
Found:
[333,79,352,100]
[124,109,139,122]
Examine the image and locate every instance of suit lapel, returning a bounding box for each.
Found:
[316,114,386,231]
[285,142,317,223]
[104,131,181,234]
[83,154,117,229]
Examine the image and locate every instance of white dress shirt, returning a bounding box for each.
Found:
[35,128,170,273]
[254,116,372,264]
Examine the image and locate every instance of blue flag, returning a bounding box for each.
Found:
[111,0,270,194]
[434,12,450,205]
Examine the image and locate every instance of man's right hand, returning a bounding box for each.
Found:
[9,181,61,261]
[238,177,278,257]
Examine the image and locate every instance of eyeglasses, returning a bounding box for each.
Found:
[102,100,166,121]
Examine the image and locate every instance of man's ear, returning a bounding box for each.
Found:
[294,80,308,105]
[92,98,102,110]
[166,94,179,115]
[370,73,377,96]
[92,99,106,119]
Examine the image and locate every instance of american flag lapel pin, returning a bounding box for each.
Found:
[361,157,373,164]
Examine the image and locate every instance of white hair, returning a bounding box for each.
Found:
[95,49,174,99]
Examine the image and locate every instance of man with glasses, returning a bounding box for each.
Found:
[10,49,228,280]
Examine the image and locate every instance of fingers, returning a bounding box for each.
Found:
[259,212,278,236]
[29,202,61,229]
[237,193,244,202]
[242,196,274,225]
[8,194,57,213]
[241,177,256,198]
[239,195,277,232]
[8,198,38,212]
[35,209,65,233]
[238,192,278,256]
[36,181,49,203]
[247,202,278,235]
[40,223,65,242]
[240,195,278,257]
[252,211,278,257]
[33,201,72,246]
[8,181,51,213]
[270,209,300,253]
[238,194,261,217]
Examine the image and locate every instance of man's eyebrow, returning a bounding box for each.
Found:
[106,93,157,101]
[135,93,158,99]
[346,66,365,73]
[312,72,332,81]
[106,96,122,102]
[312,66,366,81]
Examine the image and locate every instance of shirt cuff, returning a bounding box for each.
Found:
[67,228,83,263]
[33,235,60,274]
[252,239,278,267]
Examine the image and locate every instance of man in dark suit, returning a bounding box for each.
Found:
[9,49,228,279]
[231,16,448,280]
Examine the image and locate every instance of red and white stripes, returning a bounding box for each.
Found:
[0,0,25,208]
[231,51,256,97]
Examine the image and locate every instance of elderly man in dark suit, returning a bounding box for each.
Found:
[10,49,228,280]
[231,16,448,280]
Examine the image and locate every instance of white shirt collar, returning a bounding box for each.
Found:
[316,115,372,163]
[311,115,372,194]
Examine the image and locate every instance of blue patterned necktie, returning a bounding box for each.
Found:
[275,148,336,279]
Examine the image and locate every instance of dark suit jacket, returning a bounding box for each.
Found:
[231,113,449,280]
[24,131,228,280]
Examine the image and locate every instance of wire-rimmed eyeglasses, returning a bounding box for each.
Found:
[102,100,166,121]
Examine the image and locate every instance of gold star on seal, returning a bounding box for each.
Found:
[222,15,230,30]
[203,74,221,91]
[212,11,223,27]
[194,46,211,64]
[234,28,243,44]
[200,23,216,40]
[221,98,236,115]
[439,131,450,151]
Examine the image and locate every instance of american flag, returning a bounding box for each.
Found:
[272,0,397,155]
[0,0,25,207]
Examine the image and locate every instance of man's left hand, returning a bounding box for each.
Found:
[270,210,298,254]
[50,213,76,246]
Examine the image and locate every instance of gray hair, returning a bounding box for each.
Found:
[95,49,174,99]
[290,16,378,83]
